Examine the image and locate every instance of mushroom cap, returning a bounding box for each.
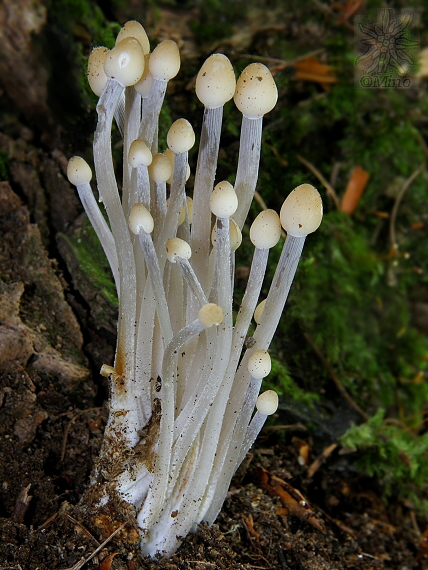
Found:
[164,149,191,184]
[210,181,238,218]
[280,184,323,237]
[250,209,282,249]
[67,156,92,186]
[167,119,195,154]
[148,153,172,183]
[128,203,154,234]
[104,37,145,87]
[211,217,242,251]
[253,299,266,324]
[247,349,271,379]
[128,139,152,168]
[149,39,180,81]
[256,390,279,416]
[116,20,150,55]
[134,54,154,97]
[198,303,224,328]
[166,237,192,263]
[175,196,193,226]
[196,53,236,109]
[234,63,278,118]
[87,47,109,97]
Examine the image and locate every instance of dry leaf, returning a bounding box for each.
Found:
[256,467,326,533]
[340,165,370,215]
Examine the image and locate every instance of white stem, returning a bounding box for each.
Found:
[138,229,173,345]
[190,107,223,294]
[139,79,167,152]
[138,319,205,537]
[123,88,142,218]
[93,79,137,419]
[76,182,120,293]
[233,116,263,229]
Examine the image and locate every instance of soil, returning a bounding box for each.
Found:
[1,2,428,569]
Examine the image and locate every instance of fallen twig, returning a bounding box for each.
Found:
[297,154,341,209]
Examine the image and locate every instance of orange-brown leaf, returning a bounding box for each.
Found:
[98,552,119,570]
[340,166,370,215]
[294,58,338,90]
[255,467,326,533]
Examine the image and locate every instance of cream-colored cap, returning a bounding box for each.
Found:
[67,156,92,186]
[280,184,323,237]
[149,40,180,81]
[211,218,242,251]
[250,209,281,249]
[87,47,109,96]
[134,54,154,97]
[166,237,192,263]
[128,139,152,168]
[128,203,154,234]
[196,54,236,109]
[248,350,271,379]
[254,299,266,324]
[148,153,173,183]
[167,119,195,154]
[256,390,278,415]
[210,181,238,218]
[234,63,278,118]
[164,149,191,184]
[116,21,150,55]
[198,303,224,328]
[104,37,145,87]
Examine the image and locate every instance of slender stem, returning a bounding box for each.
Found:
[123,88,142,218]
[76,182,120,292]
[138,229,173,345]
[190,107,223,294]
[139,79,167,153]
[93,79,137,415]
[233,116,263,229]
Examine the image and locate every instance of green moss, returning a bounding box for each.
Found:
[341,408,428,511]
[60,222,118,309]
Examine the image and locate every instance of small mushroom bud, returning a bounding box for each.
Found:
[129,203,154,234]
[149,39,180,81]
[211,218,242,251]
[174,196,193,226]
[256,390,279,415]
[166,237,192,263]
[104,37,145,87]
[164,149,191,184]
[250,209,281,249]
[210,181,238,218]
[116,20,150,55]
[196,54,236,109]
[280,184,323,237]
[148,153,172,183]
[198,303,224,328]
[167,119,195,154]
[234,63,278,118]
[253,299,266,324]
[247,350,271,379]
[128,139,152,168]
[67,156,92,186]
[87,47,109,96]
[134,54,154,97]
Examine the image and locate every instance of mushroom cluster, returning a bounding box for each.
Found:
[67,20,322,558]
